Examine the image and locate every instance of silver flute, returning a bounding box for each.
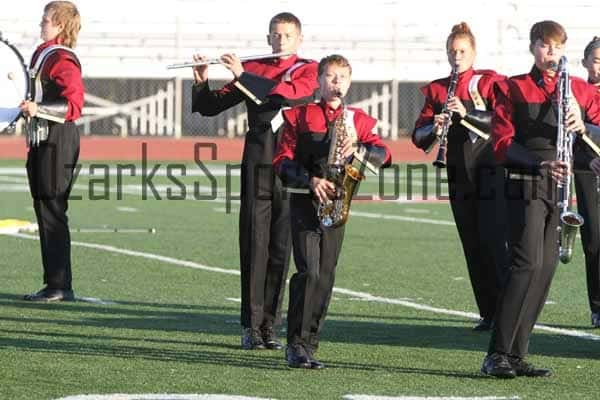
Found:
[166,51,293,69]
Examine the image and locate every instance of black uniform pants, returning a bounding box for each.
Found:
[287,194,345,351]
[26,122,80,290]
[574,171,600,314]
[489,176,559,358]
[447,164,509,321]
[239,128,291,330]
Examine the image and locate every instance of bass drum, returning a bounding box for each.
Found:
[0,36,29,132]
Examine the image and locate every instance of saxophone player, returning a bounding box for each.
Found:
[412,22,509,332]
[482,21,600,378]
[273,54,391,369]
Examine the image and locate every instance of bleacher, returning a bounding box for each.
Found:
[2,0,599,80]
[2,0,599,138]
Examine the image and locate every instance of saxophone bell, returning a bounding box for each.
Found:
[558,211,584,263]
[554,55,584,264]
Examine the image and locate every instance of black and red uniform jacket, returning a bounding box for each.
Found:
[492,65,600,173]
[192,55,318,132]
[30,38,84,121]
[273,100,391,190]
[412,68,506,173]
[574,84,600,171]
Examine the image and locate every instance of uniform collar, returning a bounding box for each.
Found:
[456,67,474,82]
[320,99,344,120]
[588,79,600,93]
[32,38,61,66]
[37,38,61,51]
[530,65,558,88]
[268,53,298,68]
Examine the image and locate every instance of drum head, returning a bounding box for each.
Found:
[0,39,28,132]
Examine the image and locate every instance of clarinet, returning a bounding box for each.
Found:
[433,63,459,168]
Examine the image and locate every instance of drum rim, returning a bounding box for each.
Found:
[0,36,27,67]
[0,36,30,131]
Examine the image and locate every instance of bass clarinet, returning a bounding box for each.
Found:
[555,56,584,264]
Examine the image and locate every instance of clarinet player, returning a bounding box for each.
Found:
[412,22,509,332]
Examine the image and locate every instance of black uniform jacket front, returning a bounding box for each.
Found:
[493,66,600,171]
[192,54,318,132]
[413,68,506,179]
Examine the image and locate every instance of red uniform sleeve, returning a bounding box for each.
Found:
[354,111,391,165]
[578,81,600,125]
[47,56,84,121]
[491,79,515,162]
[480,72,508,108]
[273,108,298,171]
[269,61,318,100]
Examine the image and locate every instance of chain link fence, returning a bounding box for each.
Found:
[73,78,427,138]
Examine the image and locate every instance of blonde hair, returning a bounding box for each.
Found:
[446,22,476,51]
[44,1,81,48]
[318,54,352,77]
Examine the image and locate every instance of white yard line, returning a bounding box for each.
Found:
[349,211,455,225]
[116,207,139,212]
[0,176,237,202]
[52,395,519,400]
[343,396,520,400]
[0,166,443,179]
[6,232,600,342]
[0,179,445,203]
[77,297,117,305]
[0,166,244,177]
[54,395,275,400]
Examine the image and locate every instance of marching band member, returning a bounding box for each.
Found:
[575,36,600,329]
[273,54,391,369]
[483,20,600,378]
[412,22,509,332]
[191,12,318,350]
[22,1,84,302]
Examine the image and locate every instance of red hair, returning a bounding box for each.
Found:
[446,22,476,51]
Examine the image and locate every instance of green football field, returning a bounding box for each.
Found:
[1,160,599,400]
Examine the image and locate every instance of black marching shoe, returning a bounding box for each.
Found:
[481,352,516,379]
[508,356,553,377]
[23,287,74,302]
[241,328,266,350]
[473,318,493,331]
[591,312,600,328]
[305,347,325,370]
[286,344,311,369]
[261,326,283,350]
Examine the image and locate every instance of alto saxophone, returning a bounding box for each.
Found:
[317,98,365,228]
[554,56,584,264]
